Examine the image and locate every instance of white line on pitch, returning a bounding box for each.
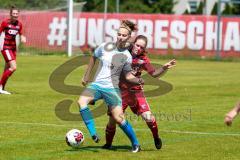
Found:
[1,121,240,137]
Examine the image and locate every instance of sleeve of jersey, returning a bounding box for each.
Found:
[93,44,103,58]
[143,57,155,75]
[0,21,6,33]
[19,22,23,35]
[122,55,132,74]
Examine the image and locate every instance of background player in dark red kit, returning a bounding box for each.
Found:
[103,35,176,150]
[0,6,26,94]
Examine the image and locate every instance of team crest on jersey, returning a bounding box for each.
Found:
[138,60,144,64]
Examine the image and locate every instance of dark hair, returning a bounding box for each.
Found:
[122,20,137,31]
[10,5,19,14]
[134,35,148,47]
[120,20,138,35]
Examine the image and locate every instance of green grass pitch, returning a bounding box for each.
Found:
[0,55,240,160]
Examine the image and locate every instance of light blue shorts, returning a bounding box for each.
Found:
[85,83,122,107]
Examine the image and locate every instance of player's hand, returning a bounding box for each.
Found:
[21,35,26,43]
[138,78,144,85]
[131,69,137,76]
[224,115,233,126]
[163,59,176,70]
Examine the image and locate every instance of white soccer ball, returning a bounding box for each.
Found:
[65,129,84,147]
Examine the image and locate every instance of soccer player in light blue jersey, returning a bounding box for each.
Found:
[78,20,143,152]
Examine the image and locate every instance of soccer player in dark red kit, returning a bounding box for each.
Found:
[103,35,176,150]
[0,6,26,94]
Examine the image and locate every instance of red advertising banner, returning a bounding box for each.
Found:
[0,12,239,57]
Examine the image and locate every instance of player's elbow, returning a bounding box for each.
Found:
[150,71,158,78]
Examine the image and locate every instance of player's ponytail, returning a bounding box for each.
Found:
[120,20,138,35]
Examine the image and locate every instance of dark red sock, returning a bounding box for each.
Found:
[146,118,159,138]
[0,69,13,89]
[105,124,116,145]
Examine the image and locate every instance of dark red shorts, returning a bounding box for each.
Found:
[121,89,150,115]
[1,50,16,62]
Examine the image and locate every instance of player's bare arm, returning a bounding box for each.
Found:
[20,35,26,43]
[82,56,96,86]
[150,59,176,78]
[224,102,240,126]
[125,71,144,85]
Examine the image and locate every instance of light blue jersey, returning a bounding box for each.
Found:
[92,42,132,89]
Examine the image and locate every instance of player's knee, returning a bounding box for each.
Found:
[109,106,125,124]
[113,113,125,124]
[77,96,88,108]
[142,112,155,122]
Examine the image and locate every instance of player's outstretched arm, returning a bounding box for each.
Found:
[82,56,96,86]
[225,102,240,126]
[150,59,176,78]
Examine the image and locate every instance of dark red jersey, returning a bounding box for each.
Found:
[0,19,23,51]
[119,53,155,91]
